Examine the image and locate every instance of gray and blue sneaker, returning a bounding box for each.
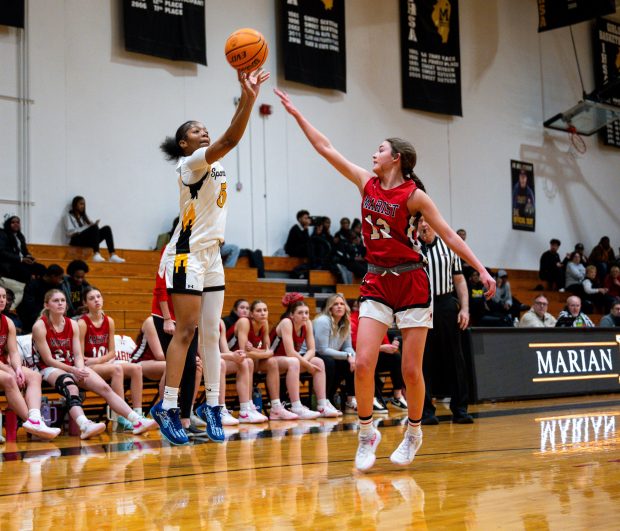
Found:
[150,401,189,446]
[195,403,225,443]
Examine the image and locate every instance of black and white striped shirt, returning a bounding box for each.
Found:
[422,236,463,296]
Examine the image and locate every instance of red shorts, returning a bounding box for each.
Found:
[360,268,431,312]
[360,268,432,329]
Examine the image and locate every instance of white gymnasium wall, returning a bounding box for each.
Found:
[0,0,618,269]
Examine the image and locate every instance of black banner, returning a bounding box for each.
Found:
[0,0,25,28]
[511,160,535,232]
[123,0,206,65]
[400,0,462,116]
[538,0,616,32]
[593,17,620,148]
[280,0,346,92]
[469,328,620,401]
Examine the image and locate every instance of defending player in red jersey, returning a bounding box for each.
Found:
[275,88,495,472]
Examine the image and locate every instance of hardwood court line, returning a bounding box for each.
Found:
[0,443,547,499]
[2,398,617,462]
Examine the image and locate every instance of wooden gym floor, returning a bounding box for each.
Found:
[1,394,619,529]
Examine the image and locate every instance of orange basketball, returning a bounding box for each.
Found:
[225,28,268,73]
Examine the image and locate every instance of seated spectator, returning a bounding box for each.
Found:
[17,264,65,332]
[603,265,620,300]
[32,289,156,438]
[308,217,334,270]
[60,260,91,317]
[468,270,512,327]
[589,236,616,280]
[78,287,146,432]
[555,296,595,327]
[488,270,526,322]
[518,295,556,327]
[64,196,125,263]
[333,231,367,284]
[0,215,43,284]
[599,299,620,327]
[272,298,340,418]
[284,209,311,258]
[124,316,166,382]
[539,239,563,291]
[218,319,267,424]
[220,242,240,268]
[582,265,610,314]
[455,228,474,279]
[456,228,467,240]
[221,242,266,278]
[223,299,250,341]
[564,252,586,296]
[313,294,357,413]
[1,287,23,334]
[349,298,406,412]
[333,217,351,243]
[350,218,362,239]
[0,284,60,440]
[234,300,300,420]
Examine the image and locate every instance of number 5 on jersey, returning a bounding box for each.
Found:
[217,183,227,208]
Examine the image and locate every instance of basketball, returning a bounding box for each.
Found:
[225,28,268,73]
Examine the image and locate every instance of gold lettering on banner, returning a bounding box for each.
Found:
[321,0,333,10]
[432,0,451,44]
[538,0,546,28]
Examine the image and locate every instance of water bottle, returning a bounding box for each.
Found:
[41,397,52,427]
[252,386,263,413]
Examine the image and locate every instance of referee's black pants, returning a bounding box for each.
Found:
[422,293,469,418]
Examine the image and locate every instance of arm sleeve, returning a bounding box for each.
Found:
[313,317,348,360]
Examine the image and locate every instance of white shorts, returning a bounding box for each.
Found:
[160,243,225,296]
[360,299,433,329]
[41,367,62,380]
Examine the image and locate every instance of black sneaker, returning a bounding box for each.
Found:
[388,396,408,410]
[421,415,439,425]
[453,414,474,424]
[372,397,388,413]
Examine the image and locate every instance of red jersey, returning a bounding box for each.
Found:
[273,319,306,356]
[35,316,75,371]
[80,314,110,359]
[233,319,266,350]
[0,314,9,365]
[361,177,424,268]
[152,247,176,320]
[130,331,156,363]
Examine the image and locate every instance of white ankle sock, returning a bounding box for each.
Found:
[76,415,89,429]
[317,399,327,408]
[28,409,42,421]
[270,399,282,409]
[240,401,251,412]
[127,411,140,423]
[163,386,179,410]
[291,400,302,409]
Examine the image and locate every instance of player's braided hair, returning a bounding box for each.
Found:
[387,137,426,224]
[386,137,426,193]
[160,120,200,161]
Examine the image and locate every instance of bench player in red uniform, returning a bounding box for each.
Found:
[275,89,495,472]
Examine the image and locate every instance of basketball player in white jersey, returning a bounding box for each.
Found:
[152,68,270,445]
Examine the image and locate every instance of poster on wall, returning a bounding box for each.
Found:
[399,0,462,116]
[0,0,25,28]
[511,160,535,232]
[280,0,346,92]
[123,0,207,65]
[537,0,616,32]
[593,17,620,148]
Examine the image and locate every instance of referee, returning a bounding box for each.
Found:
[418,216,474,424]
